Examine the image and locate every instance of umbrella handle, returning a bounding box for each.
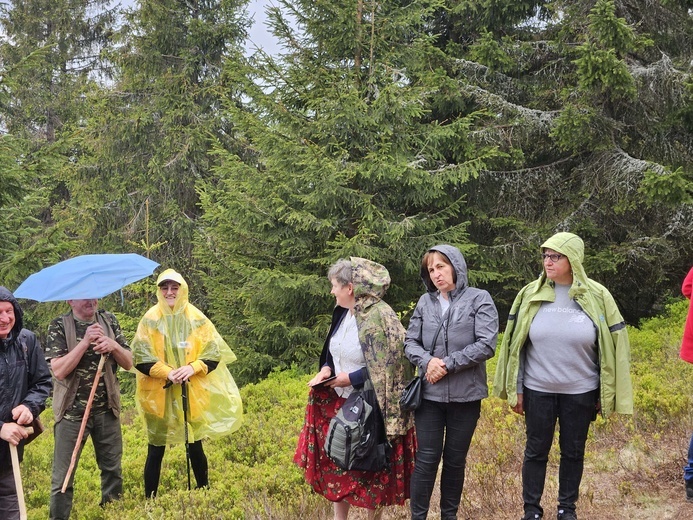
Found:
[61,354,106,493]
[10,426,34,520]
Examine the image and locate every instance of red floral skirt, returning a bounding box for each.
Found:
[293,385,416,509]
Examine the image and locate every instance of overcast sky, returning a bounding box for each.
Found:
[245,0,281,55]
[117,0,280,55]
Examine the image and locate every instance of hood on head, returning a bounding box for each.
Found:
[0,286,23,337]
[350,257,390,303]
[420,244,468,296]
[541,232,584,265]
[156,268,189,314]
[539,231,589,295]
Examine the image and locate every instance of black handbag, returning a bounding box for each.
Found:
[399,375,423,411]
[400,305,451,412]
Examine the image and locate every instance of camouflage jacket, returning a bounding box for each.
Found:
[45,310,129,421]
[321,257,414,438]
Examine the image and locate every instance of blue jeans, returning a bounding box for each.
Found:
[684,433,693,482]
[522,387,598,518]
[410,399,481,520]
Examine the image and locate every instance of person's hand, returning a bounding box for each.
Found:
[0,422,29,446]
[92,335,119,355]
[425,357,448,384]
[308,367,332,386]
[512,393,524,415]
[84,323,104,345]
[168,365,195,384]
[12,404,33,426]
[326,372,351,388]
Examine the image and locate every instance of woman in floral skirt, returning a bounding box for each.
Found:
[294,257,416,520]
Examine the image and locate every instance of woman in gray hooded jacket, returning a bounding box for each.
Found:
[404,245,498,520]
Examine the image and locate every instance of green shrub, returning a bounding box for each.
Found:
[18,302,693,518]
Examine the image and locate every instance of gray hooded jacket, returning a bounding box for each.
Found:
[404,245,498,403]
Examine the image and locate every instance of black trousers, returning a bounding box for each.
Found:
[522,387,598,517]
[144,441,208,497]
[410,399,481,520]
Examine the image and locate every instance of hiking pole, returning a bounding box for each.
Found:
[181,380,191,491]
[62,354,106,493]
[9,425,34,520]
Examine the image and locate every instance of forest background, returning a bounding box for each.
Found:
[0,0,691,383]
[0,0,692,517]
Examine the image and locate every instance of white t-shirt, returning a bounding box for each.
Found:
[328,312,365,398]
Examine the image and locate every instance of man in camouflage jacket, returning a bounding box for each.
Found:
[45,299,132,520]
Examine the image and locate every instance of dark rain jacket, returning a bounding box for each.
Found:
[404,245,499,403]
[0,286,51,473]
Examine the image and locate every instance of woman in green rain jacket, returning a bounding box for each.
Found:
[493,232,632,520]
[133,269,243,497]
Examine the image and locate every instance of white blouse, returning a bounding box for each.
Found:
[328,311,365,398]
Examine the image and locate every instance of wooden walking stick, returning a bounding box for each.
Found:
[9,426,34,520]
[61,354,106,493]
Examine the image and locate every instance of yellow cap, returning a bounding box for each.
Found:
[156,269,185,286]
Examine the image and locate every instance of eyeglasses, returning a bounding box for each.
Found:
[541,253,564,262]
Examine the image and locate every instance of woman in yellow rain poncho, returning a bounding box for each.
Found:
[132,269,243,497]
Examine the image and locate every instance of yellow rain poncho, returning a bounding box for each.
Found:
[132,269,243,445]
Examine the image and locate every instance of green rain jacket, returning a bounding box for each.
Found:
[493,232,633,417]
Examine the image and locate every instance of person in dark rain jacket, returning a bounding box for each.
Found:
[0,286,51,520]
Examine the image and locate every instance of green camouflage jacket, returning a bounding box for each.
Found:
[45,310,129,421]
[351,257,414,437]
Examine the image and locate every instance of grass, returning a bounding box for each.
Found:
[19,299,693,519]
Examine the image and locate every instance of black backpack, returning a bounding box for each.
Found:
[324,378,390,472]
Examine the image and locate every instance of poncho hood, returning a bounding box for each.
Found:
[351,257,390,312]
[156,268,189,315]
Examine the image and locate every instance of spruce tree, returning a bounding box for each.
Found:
[0,0,118,289]
[68,0,250,287]
[436,0,693,320]
[197,0,501,382]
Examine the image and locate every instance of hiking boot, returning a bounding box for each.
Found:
[686,479,693,502]
[521,514,542,520]
[557,510,577,520]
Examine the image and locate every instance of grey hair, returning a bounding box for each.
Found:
[327,258,352,286]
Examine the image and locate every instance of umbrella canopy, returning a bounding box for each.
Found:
[14,253,160,302]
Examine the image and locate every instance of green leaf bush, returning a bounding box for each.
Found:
[18,300,693,518]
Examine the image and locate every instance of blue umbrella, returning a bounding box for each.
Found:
[14,253,160,302]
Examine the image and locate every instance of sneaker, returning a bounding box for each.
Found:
[521,514,542,520]
[557,510,577,520]
[686,479,693,502]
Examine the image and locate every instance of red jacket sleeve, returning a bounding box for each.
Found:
[680,267,693,363]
